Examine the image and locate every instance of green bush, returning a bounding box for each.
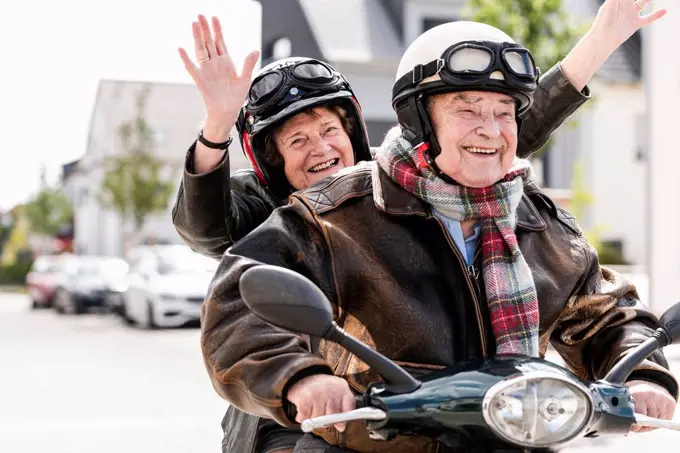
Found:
[594,243,629,265]
[0,260,33,285]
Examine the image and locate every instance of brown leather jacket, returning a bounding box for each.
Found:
[201,161,678,453]
[172,64,590,261]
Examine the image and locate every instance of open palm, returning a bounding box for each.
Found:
[593,0,667,47]
[178,15,260,130]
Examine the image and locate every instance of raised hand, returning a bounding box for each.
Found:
[178,15,260,141]
[592,0,667,51]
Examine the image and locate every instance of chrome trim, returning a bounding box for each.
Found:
[481,370,595,448]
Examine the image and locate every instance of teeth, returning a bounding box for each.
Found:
[466,147,497,154]
[309,159,338,172]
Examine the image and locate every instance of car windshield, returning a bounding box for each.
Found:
[100,259,129,276]
[32,256,63,273]
[156,248,217,275]
[77,260,104,276]
[77,258,128,277]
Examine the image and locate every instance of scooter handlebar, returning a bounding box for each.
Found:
[633,414,680,431]
[300,407,387,433]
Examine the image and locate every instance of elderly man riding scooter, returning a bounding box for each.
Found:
[200,20,678,453]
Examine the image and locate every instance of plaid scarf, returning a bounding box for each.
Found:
[375,126,539,356]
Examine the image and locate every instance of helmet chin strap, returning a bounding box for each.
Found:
[408,94,461,185]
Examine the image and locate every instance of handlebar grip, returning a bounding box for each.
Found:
[287,395,367,424]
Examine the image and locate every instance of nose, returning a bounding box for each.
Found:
[475,115,501,139]
[309,135,332,156]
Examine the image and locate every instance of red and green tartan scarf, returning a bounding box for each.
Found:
[375,126,540,357]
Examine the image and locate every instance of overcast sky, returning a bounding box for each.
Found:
[0,0,260,210]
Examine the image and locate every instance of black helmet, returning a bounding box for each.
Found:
[236,57,372,200]
[391,21,539,175]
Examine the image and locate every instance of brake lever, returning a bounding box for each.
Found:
[301,407,388,433]
[633,414,680,431]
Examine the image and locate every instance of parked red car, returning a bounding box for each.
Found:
[25,254,73,308]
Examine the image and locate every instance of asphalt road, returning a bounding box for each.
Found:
[0,293,227,453]
[1,292,679,453]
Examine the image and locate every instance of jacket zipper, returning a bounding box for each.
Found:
[432,217,488,357]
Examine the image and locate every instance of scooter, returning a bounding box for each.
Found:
[239,265,680,451]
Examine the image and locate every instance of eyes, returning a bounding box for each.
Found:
[457,109,515,120]
[289,126,339,147]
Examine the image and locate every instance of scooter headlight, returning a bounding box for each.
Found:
[482,372,593,448]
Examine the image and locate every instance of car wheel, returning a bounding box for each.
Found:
[144,301,158,330]
[54,289,68,314]
[120,297,134,325]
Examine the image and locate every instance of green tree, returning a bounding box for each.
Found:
[0,212,16,257]
[98,84,175,240]
[569,160,627,265]
[463,0,591,157]
[23,166,73,237]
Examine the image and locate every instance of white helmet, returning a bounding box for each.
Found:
[391,21,539,159]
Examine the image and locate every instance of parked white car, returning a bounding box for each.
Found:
[53,256,129,315]
[122,245,218,328]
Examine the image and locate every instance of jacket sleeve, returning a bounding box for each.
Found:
[171,141,273,260]
[517,63,591,159]
[550,240,679,399]
[200,199,336,426]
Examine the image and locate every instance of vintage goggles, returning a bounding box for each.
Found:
[247,60,347,117]
[393,40,539,101]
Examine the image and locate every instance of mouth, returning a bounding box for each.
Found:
[308,158,340,173]
[463,146,499,156]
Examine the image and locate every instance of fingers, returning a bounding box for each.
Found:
[325,398,345,432]
[198,15,218,59]
[632,399,651,432]
[641,8,667,24]
[212,16,228,57]
[657,392,677,420]
[293,399,311,424]
[192,21,209,63]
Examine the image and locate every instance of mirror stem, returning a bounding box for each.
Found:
[603,327,671,385]
[325,322,421,393]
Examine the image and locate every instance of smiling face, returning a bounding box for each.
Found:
[428,91,518,188]
[271,106,355,190]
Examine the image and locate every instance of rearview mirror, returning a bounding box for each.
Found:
[659,301,680,344]
[239,265,421,393]
[239,265,334,338]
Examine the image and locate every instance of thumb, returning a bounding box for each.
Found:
[240,50,261,81]
[178,48,200,84]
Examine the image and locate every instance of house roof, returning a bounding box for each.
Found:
[297,0,403,64]
[595,30,642,83]
[61,159,81,183]
[295,0,641,83]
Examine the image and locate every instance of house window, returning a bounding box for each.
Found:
[404,1,459,45]
[262,37,292,65]
[422,16,455,32]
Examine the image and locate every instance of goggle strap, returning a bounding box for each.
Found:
[393,58,444,98]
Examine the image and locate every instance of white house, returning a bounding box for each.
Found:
[66,1,262,258]
[644,8,680,313]
[70,80,252,257]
